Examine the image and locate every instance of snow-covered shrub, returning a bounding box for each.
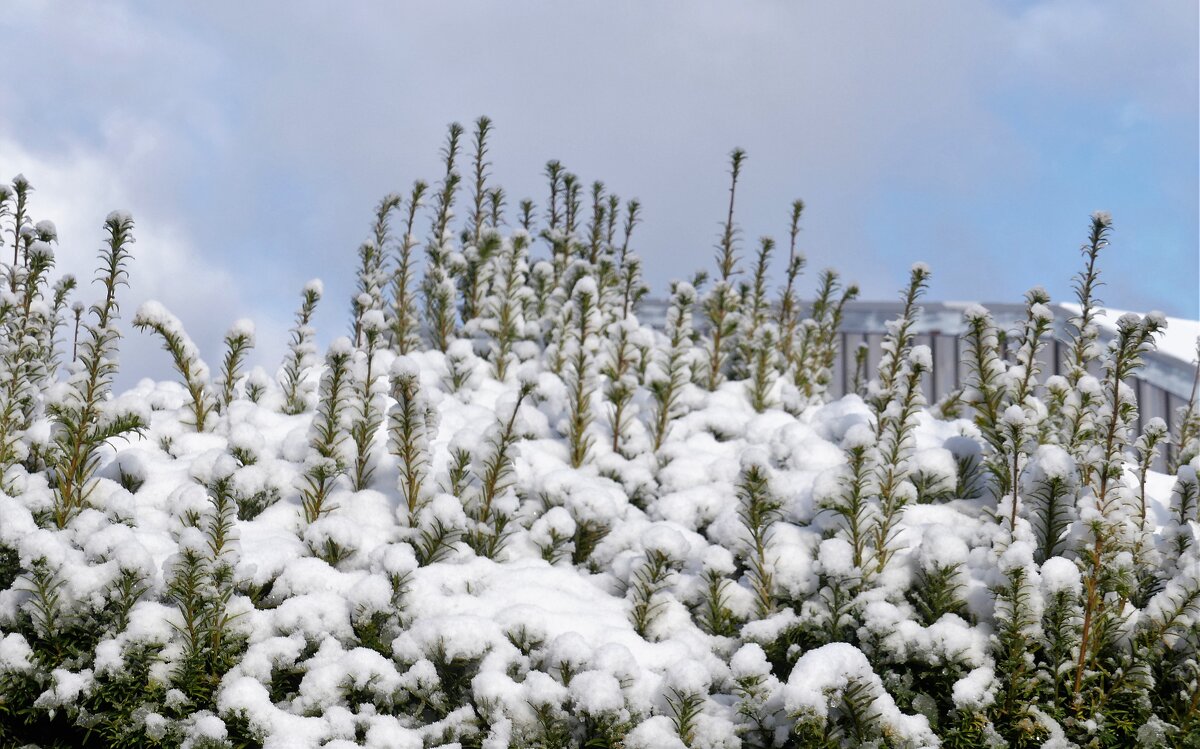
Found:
[1072,311,1165,700]
[785,642,937,747]
[871,341,930,577]
[353,193,400,346]
[0,129,1194,749]
[0,229,56,469]
[1025,444,1076,563]
[962,303,1006,456]
[459,116,497,330]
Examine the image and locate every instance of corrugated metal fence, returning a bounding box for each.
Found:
[638,299,1199,468]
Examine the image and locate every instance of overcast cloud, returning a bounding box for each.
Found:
[1,0,1195,384]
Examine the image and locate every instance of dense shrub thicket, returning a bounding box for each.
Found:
[0,119,1198,748]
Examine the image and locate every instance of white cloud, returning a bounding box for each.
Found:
[1008,0,1198,118]
[0,135,289,389]
[0,0,1194,331]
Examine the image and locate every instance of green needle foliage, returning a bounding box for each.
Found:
[603,316,639,457]
[0,240,53,470]
[701,148,746,391]
[1065,212,1110,387]
[391,180,429,354]
[299,338,355,522]
[820,427,877,574]
[630,544,680,638]
[564,277,599,467]
[167,481,244,710]
[217,320,254,412]
[737,454,782,619]
[962,305,1006,458]
[134,301,218,432]
[423,122,464,353]
[740,237,779,412]
[777,200,806,366]
[45,212,144,528]
[463,380,535,558]
[649,282,697,452]
[485,231,532,382]
[791,268,858,405]
[867,263,930,439]
[349,312,387,490]
[280,279,323,415]
[1171,338,1200,473]
[389,356,437,525]
[1073,310,1164,698]
[871,345,929,576]
[460,117,497,327]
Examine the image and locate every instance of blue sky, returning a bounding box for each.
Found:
[1,1,1196,381]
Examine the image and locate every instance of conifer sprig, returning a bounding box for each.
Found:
[777,199,806,365]
[630,544,679,637]
[1073,311,1164,696]
[423,122,464,352]
[791,268,858,403]
[1170,338,1200,473]
[280,280,323,415]
[650,282,697,451]
[1065,211,1110,386]
[1010,287,1053,406]
[464,380,535,558]
[701,148,746,391]
[617,199,644,318]
[391,181,428,354]
[388,356,436,525]
[0,238,54,462]
[822,427,877,572]
[217,320,255,411]
[737,454,782,618]
[486,232,532,381]
[299,338,355,522]
[564,278,599,467]
[871,345,929,576]
[868,262,930,438]
[461,117,497,326]
[45,211,143,527]
[349,313,387,490]
[134,302,218,432]
[7,175,32,284]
